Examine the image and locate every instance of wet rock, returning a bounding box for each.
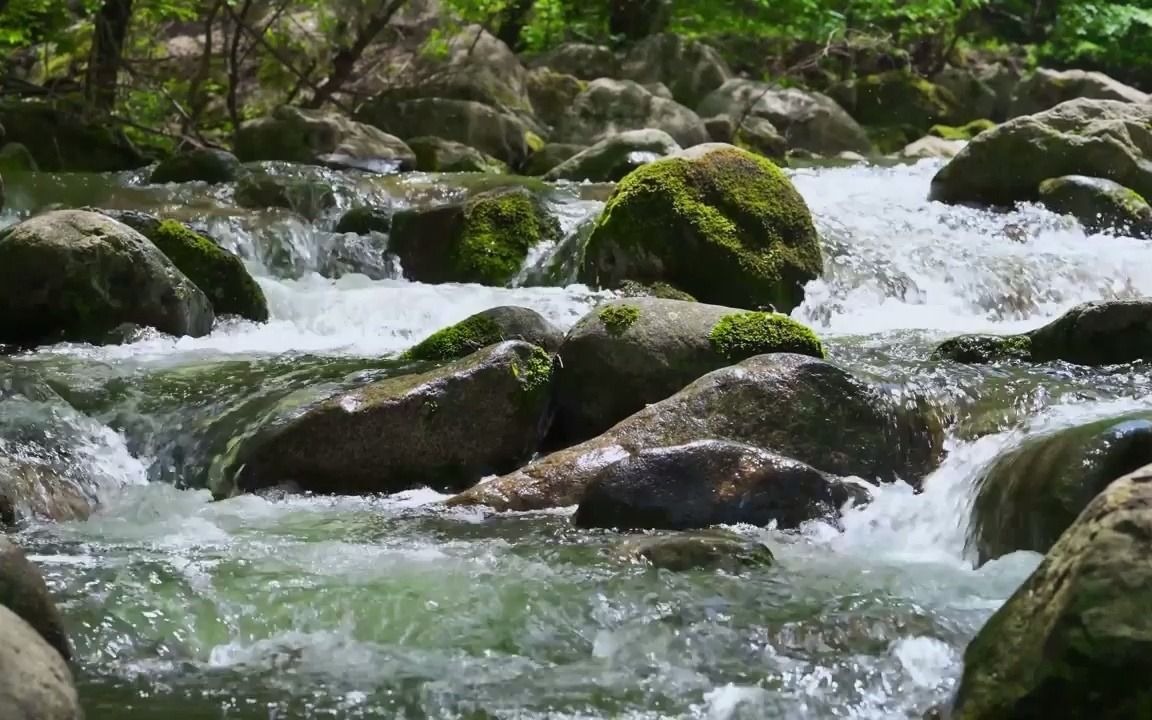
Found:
[225,341,554,497]
[523,143,585,176]
[970,412,1152,563]
[900,135,966,159]
[234,106,416,172]
[829,71,961,151]
[358,98,532,168]
[579,144,822,311]
[150,147,241,184]
[532,42,620,81]
[1038,175,1152,238]
[950,462,1152,719]
[0,605,81,720]
[575,440,862,530]
[621,34,732,108]
[233,167,337,220]
[543,128,681,182]
[703,115,734,143]
[450,353,943,511]
[0,210,214,346]
[698,80,872,155]
[404,306,563,362]
[552,298,824,445]
[389,186,559,286]
[554,79,709,148]
[526,68,585,127]
[929,98,1152,207]
[1008,67,1149,118]
[731,115,786,159]
[0,100,146,172]
[612,528,775,572]
[0,537,71,660]
[407,136,509,174]
[334,206,391,235]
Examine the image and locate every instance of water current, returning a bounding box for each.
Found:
[5,158,1152,719]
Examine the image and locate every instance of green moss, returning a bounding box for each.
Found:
[932,333,1033,363]
[403,314,503,361]
[708,311,825,361]
[525,131,546,154]
[454,189,555,285]
[930,119,996,141]
[617,280,697,302]
[598,304,640,336]
[511,345,554,395]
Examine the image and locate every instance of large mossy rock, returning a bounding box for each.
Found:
[532,42,621,81]
[934,300,1152,366]
[526,68,585,127]
[829,71,960,151]
[234,106,415,172]
[450,353,943,511]
[574,440,862,531]
[0,100,146,172]
[553,79,709,148]
[697,80,872,155]
[0,606,81,720]
[929,98,1152,207]
[103,211,268,322]
[389,187,560,286]
[224,341,554,497]
[403,306,562,362]
[0,538,71,661]
[552,298,824,445]
[406,136,509,174]
[612,528,775,572]
[950,463,1152,719]
[543,128,680,182]
[0,210,214,346]
[970,412,1152,564]
[578,144,823,311]
[150,147,241,184]
[621,34,732,108]
[1009,67,1150,118]
[1038,175,1152,238]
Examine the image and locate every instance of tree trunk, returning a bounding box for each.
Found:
[86,0,134,111]
[304,0,408,109]
[496,0,535,51]
[608,0,668,42]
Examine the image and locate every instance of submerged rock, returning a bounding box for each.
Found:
[450,353,942,511]
[612,528,775,572]
[1009,67,1150,118]
[579,144,823,311]
[226,341,554,497]
[234,106,415,172]
[543,128,681,183]
[554,78,709,148]
[1037,175,1152,238]
[150,147,241,184]
[0,537,71,661]
[621,34,732,108]
[951,462,1152,719]
[407,136,509,174]
[0,210,214,346]
[575,440,863,531]
[0,605,81,720]
[389,186,560,286]
[233,167,337,219]
[552,298,824,445]
[404,306,563,362]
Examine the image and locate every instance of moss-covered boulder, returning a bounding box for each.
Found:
[0,605,82,720]
[950,462,1152,719]
[574,440,863,531]
[621,34,732,108]
[450,353,943,511]
[222,341,554,497]
[0,142,37,174]
[389,187,560,286]
[1038,175,1152,238]
[333,206,391,236]
[0,538,71,661]
[969,412,1152,564]
[526,68,585,127]
[552,298,824,444]
[929,119,995,141]
[934,300,1152,366]
[523,143,585,176]
[553,79,709,148]
[403,306,563,362]
[612,528,775,572]
[150,147,241,184]
[234,106,415,172]
[929,98,1152,207]
[579,144,823,311]
[0,100,146,172]
[543,129,681,183]
[0,210,214,346]
[233,167,337,220]
[829,71,961,151]
[406,136,509,174]
[1008,67,1149,118]
[532,42,620,81]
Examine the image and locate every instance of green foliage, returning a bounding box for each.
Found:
[1040,2,1152,82]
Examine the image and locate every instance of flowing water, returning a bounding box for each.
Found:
[4,159,1152,719]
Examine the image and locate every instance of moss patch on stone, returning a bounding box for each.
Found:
[598,304,640,336]
[511,344,554,395]
[404,314,503,362]
[929,119,996,141]
[708,311,824,361]
[455,189,555,285]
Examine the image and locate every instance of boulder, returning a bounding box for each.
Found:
[334,206,391,235]
[449,353,943,511]
[403,306,563,362]
[1038,175,1152,238]
[526,68,585,127]
[532,43,620,81]
[929,99,1152,207]
[551,298,824,444]
[0,538,71,660]
[578,144,823,311]
[703,115,734,143]
[222,341,554,496]
[732,115,786,159]
[523,143,585,176]
[950,463,1152,719]
[1009,67,1150,118]
[574,440,862,530]
[542,129,681,183]
[829,71,960,151]
[0,458,90,527]
[697,80,872,155]
[0,100,146,172]
[234,106,416,172]
[553,79,709,148]
[0,606,81,720]
[407,136,508,174]
[233,168,337,220]
[970,412,1152,563]
[900,135,966,160]
[0,210,214,346]
[934,299,1152,366]
[612,528,775,572]
[150,147,241,184]
[621,34,732,108]
[389,186,560,286]
[932,65,999,122]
